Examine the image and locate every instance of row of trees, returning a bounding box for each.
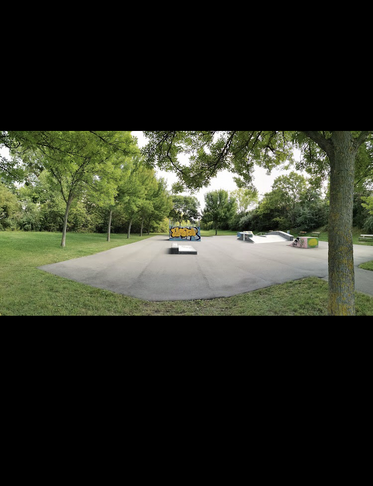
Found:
[0,131,173,244]
[173,172,373,236]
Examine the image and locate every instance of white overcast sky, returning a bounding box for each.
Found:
[132,131,301,211]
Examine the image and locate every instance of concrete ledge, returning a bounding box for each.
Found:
[170,243,197,254]
[170,243,179,254]
[237,231,254,240]
[178,245,197,254]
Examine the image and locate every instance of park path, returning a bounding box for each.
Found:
[38,236,373,301]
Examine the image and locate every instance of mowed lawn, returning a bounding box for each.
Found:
[1,231,373,316]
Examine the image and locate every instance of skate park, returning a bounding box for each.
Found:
[39,231,373,301]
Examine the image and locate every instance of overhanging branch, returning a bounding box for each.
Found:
[353,131,370,148]
[301,131,333,154]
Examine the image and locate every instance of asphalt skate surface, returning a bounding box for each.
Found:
[38,236,373,301]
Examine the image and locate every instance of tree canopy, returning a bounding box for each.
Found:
[0,131,173,244]
[142,131,372,190]
[168,195,200,225]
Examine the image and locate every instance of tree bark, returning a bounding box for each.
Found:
[140,217,143,237]
[107,209,112,242]
[61,194,74,247]
[127,218,132,239]
[327,132,357,315]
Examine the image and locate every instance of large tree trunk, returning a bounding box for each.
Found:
[107,209,112,242]
[61,194,74,248]
[140,217,144,237]
[327,132,356,315]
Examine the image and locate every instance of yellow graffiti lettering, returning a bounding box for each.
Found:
[170,226,200,239]
[171,227,180,237]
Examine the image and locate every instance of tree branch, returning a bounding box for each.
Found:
[301,131,333,154]
[165,131,186,178]
[48,165,68,204]
[353,131,370,148]
[210,131,237,173]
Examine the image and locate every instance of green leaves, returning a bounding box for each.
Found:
[169,195,200,224]
[142,131,296,191]
[202,189,237,233]
[0,182,20,229]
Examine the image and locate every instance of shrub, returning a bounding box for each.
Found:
[363,215,373,234]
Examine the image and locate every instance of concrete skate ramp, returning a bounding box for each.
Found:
[245,234,286,244]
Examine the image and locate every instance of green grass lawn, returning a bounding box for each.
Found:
[359,260,373,271]
[290,227,373,246]
[200,229,237,237]
[1,231,373,316]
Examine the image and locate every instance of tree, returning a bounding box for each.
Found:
[230,187,258,214]
[142,130,373,315]
[301,131,370,316]
[137,176,173,235]
[202,189,237,235]
[103,155,134,242]
[0,182,20,230]
[252,174,328,232]
[169,195,200,225]
[269,172,308,228]
[135,174,158,237]
[113,161,173,238]
[255,188,289,230]
[354,140,373,191]
[361,194,373,215]
[125,164,150,239]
